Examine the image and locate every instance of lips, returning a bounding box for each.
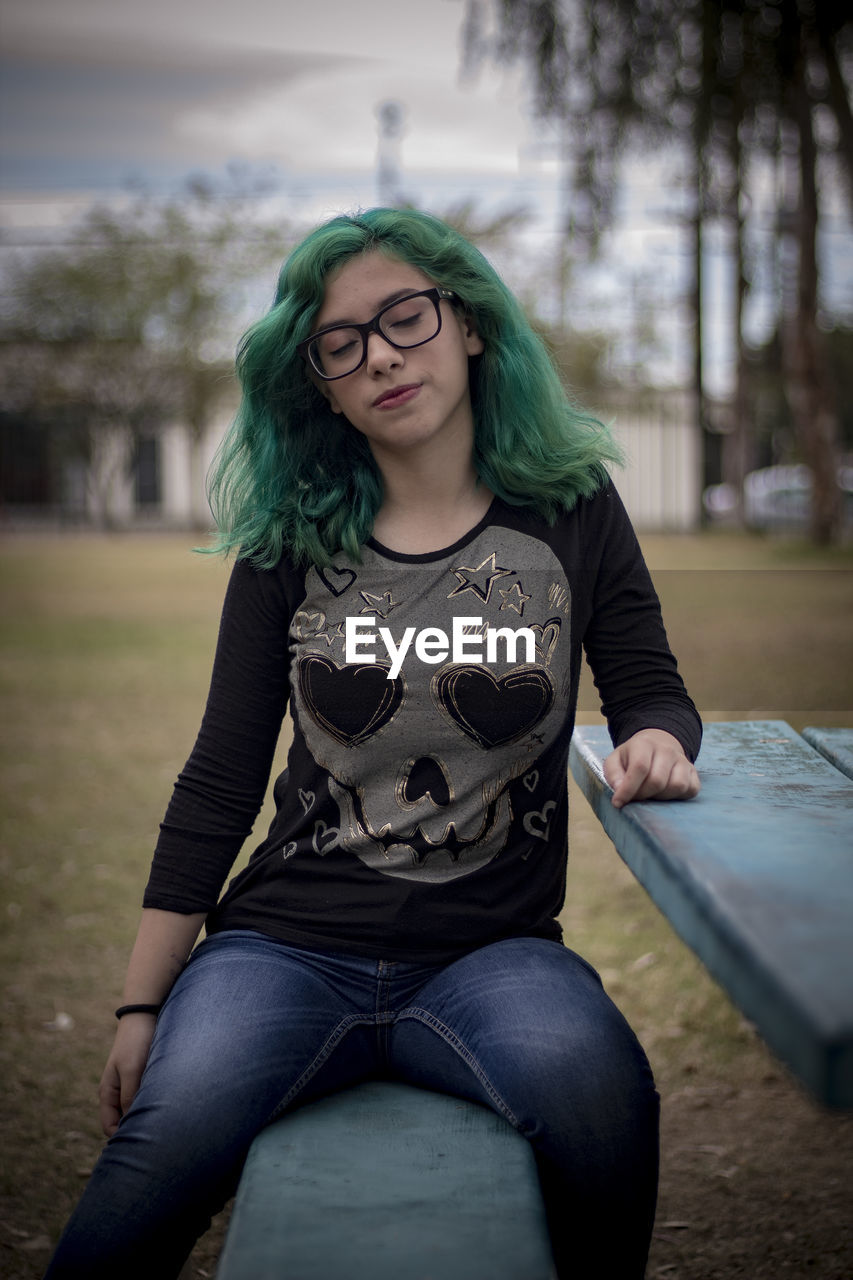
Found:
[373,383,421,409]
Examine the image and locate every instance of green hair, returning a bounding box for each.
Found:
[207,207,621,568]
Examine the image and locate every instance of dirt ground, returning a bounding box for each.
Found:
[2,533,851,1279]
[3,854,851,1280]
[3,826,852,1280]
[649,1072,852,1279]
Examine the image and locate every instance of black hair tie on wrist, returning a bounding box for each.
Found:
[115,1003,162,1020]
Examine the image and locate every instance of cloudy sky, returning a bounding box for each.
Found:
[0,0,720,387]
[4,4,851,395]
[0,0,559,220]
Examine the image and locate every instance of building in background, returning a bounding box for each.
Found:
[1,382,702,534]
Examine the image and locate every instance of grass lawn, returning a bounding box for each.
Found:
[1,528,851,1279]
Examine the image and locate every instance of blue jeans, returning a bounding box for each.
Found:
[44,932,659,1279]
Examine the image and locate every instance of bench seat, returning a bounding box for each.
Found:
[569,719,853,1109]
[216,1081,556,1280]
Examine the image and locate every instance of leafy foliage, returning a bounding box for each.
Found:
[464,0,853,541]
[0,177,294,523]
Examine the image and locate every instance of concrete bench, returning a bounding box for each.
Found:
[569,719,853,1109]
[216,1080,556,1280]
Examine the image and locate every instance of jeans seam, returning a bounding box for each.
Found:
[396,1006,521,1129]
[375,960,395,1062]
[267,1014,372,1119]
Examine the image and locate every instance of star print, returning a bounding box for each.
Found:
[294,610,327,642]
[317,622,346,647]
[293,610,347,648]
[359,591,398,619]
[499,581,531,616]
[448,553,513,605]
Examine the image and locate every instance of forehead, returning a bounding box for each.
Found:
[315,251,435,327]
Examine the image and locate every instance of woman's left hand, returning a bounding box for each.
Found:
[603,728,700,809]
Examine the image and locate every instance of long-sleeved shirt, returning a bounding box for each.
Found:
[144,483,702,962]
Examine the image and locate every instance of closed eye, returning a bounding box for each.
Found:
[383,297,430,331]
[328,336,358,357]
[317,331,359,363]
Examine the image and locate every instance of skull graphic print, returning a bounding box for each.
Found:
[289,526,572,883]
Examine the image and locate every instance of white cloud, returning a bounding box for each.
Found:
[2,0,463,65]
[1,0,532,190]
[174,60,527,174]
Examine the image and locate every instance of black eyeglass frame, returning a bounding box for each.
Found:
[298,287,459,381]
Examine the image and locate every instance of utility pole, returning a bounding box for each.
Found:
[376,101,407,208]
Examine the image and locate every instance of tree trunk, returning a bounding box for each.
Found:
[814,14,853,211]
[730,73,755,519]
[691,157,706,444]
[784,34,842,545]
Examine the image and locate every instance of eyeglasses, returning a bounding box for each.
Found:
[299,287,458,381]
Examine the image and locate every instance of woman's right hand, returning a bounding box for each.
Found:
[98,1012,158,1137]
[99,907,206,1136]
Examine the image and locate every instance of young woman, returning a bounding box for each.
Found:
[45,207,701,1280]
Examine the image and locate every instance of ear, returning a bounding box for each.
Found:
[312,373,344,415]
[324,386,345,416]
[461,314,485,358]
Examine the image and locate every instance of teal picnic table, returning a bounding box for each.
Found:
[569,719,853,1111]
[216,719,852,1280]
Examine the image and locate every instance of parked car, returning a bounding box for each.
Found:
[704,465,853,532]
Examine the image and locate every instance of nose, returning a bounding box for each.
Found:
[365,328,403,374]
[401,757,450,808]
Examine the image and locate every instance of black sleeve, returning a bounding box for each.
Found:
[581,484,702,761]
[142,556,295,913]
